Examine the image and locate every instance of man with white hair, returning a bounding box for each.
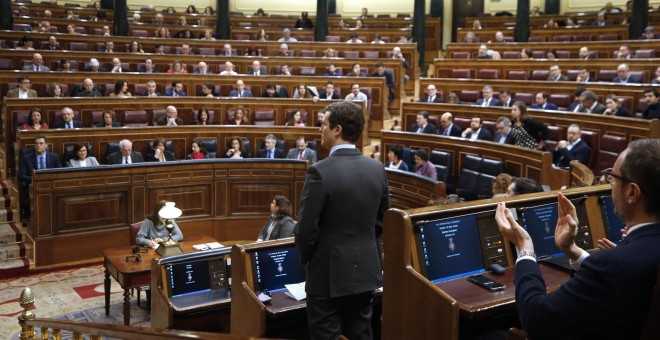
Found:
[278,43,291,56]
[22,53,50,71]
[278,28,297,42]
[107,139,145,164]
[194,61,212,75]
[220,61,238,75]
[248,60,267,75]
[220,43,235,56]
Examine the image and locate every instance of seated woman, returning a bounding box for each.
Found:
[385,145,409,171]
[256,195,295,241]
[136,200,184,248]
[22,108,48,130]
[146,137,176,162]
[128,40,144,54]
[58,59,74,72]
[603,94,633,117]
[188,139,208,159]
[228,105,249,125]
[491,173,513,198]
[224,136,247,159]
[285,109,306,127]
[96,109,120,128]
[46,82,64,97]
[110,79,132,97]
[293,83,319,101]
[68,143,100,167]
[195,107,215,125]
[167,60,188,74]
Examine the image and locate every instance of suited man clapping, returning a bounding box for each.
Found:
[552,124,591,168]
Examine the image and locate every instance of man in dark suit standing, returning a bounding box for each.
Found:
[286,136,317,164]
[552,124,591,167]
[19,135,62,221]
[420,84,443,103]
[296,101,389,340]
[438,112,463,137]
[409,111,438,134]
[475,85,502,107]
[371,63,395,102]
[53,107,82,129]
[461,116,493,141]
[495,138,660,339]
[257,134,285,159]
[493,116,515,144]
[107,139,145,164]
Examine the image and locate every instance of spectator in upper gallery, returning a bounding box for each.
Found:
[612,63,643,84]
[344,83,368,104]
[578,47,590,60]
[45,35,60,50]
[200,82,218,97]
[509,102,548,150]
[493,116,514,144]
[576,66,596,82]
[22,53,49,72]
[505,177,544,196]
[194,61,213,75]
[385,145,409,171]
[164,80,186,97]
[323,63,342,76]
[603,94,633,117]
[591,11,612,26]
[220,43,236,57]
[167,60,188,74]
[140,58,158,73]
[532,92,558,110]
[552,123,591,168]
[258,134,285,159]
[438,112,463,137]
[421,84,443,103]
[547,64,569,81]
[287,136,317,163]
[54,107,82,129]
[461,116,494,141]
[229,79,253,98]
[499,87,514,107]
[248,60,267,75]
[578,90,606,114]
[371,34,385,44]
[278,28,298,42]
[295,11,314,29]
[414,149,436,180]
[409,111,438,134]
[110,57,128,73]
[476,85,502,106]
[617,44,633,59]
[319,81,340,100]
[652,66,660,85]
[277,43,291,57]
[157,106,183,126]
[346,32,364,44]
[476,44,492,59]
[530,6,541,16]
[220,61,238,75]
[462,31,479,43]
[141,80,162,97]
[602,2,623,13]
[6,77,37,99]
[642,88,660,120]
[21,108,48,130]
[347,63,366,77]
[640,25,656,40]
[359,7,371,19]
[371,63,395,102]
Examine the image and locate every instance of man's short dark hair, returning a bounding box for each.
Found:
[512,178,544,195]
[644,88,660,97]
[620,139,660,216]
[204,82,215,91]
[18,76,29,84]
[375,62,384,68]
[326,80,334,86]
[324,101,364,143]
[352,63,360,68]
[389,145,403,160]
[35,135,46,143]
[415,149,429,162]
[581,90,598,102]
[499,87,510,94]
[265,83,276,90]
[418,111,429,119]
[171,80,182,87]
[473,116,483,124]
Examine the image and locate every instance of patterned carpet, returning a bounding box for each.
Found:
[0,264,150,339]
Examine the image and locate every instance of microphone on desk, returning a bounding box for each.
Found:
[132,246,148,254]
[125,254,142,263]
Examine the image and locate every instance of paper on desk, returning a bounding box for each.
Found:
[206,242,224,249]
[284,282,307,301]
[152,243,160,250]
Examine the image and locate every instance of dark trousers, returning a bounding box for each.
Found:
[306,291,374,340]
[19,182,30,218]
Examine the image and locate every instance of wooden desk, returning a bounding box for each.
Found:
[102,235,216,325]
[435,264,570,319]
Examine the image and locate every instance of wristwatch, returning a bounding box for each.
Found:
[517,250,537,260]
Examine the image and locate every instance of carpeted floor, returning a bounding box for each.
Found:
[0,264,150,339]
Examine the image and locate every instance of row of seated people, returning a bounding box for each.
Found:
[459,24,659,44]
[15,105,326,130]
[452,43,658,59]
[455,25,628,44]
[418,84,660,119]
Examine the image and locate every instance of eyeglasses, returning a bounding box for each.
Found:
[601,168,627,185]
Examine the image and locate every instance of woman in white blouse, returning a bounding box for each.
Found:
[68,144,100,167]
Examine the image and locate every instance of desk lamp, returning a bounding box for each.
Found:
[156,201,184,257]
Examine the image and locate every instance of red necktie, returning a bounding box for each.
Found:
[299,151,303,160]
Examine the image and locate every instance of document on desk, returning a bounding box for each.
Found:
[284,282,307,301]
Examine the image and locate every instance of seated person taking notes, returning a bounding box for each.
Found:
[136,200,184,248]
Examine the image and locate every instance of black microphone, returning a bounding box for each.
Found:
[125,254,142,262]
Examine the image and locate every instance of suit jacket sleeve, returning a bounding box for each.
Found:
[309,149,318,163]
[295,166,326,265]
[19,156,35,183]
[48,153,62,168]
[277,217,295,239]
[133,152,144,163]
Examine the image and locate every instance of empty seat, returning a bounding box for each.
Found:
[531,70,550,80]
[300,50,316,57]
[599,34,619,41]
[233,34,250,40]
[549,94,572,110]
[453,118,470,132]
[0,59,13,70]
[513,93,534,106]
[198,47,216,55]
[298,67,316,76]
[573,34,592,41]
[593,135,626,175]
[555,50,571,58]
[451,52,471,59]
[151,109,166,126]
[430,151,452,183]
[362,51,379,58]
[553,35,572,42]
[68,42,88,51]
[124,111,148,126]
[566,70,580,81]
[253,110,275,125]
[196,139,218,158]
[598,70,618,82]
[451,69,471,78]
[507,70,528,80]
[478,69,499,79]
[458,90,479,103]
[502,51,520,59]
[545,125,567,151]
[324,36,340,42]
[580,130,600,169]
[343,51,359,58]
[131,30,148,37]
[528,36,547,42]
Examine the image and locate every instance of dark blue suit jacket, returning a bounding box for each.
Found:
[514,223,660,340]
[552,140,591,167]
[465,128,493,141]
[532,102,559,110]
[476,97,502,106]
[372,71,395,101]
[164,90,187,96]
[53,120,83,129]
[19,151,62,183]
[439,124,463,137]
[257,148,284,159]
[229,90,253,98]
[409,123,438,134]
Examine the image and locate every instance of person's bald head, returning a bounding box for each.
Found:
[440,112,453,128]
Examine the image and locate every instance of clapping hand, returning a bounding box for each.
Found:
[495,203,534,252]
[555,192,583,261]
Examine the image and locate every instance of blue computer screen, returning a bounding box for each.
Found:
[167,261,211,297]
[600,196,625,244]
[521,203,562,257]
[418,214,485,283]
[254,245,306,292]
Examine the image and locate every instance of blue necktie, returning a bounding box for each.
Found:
[38,156,45,169]
[268,150,272,159]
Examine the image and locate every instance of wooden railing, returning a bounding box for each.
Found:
[455,25,628,43]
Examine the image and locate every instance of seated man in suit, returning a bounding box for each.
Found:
[438,112,463,137]
[247,60,267,76]
[286,136,317,164]
[46,36,60,50]
[642,88,660,120]
[493,116,515,144]
[476,85,502,107]
[6,77,37,99]
[72,78,103,97]
[461,116,493,141]
[157,106,184,126]
[164,80,186,97]
[579,90,606,114]
[110,57,129,73]
[229,79,253,97]
[220,43,236,57]
[107,139,145,164]
[22,53,50,72]
[420,84,443,103]
[346,63,366,77]
[258,134,285,159]
[319,81,339,100]
[54,107,82,128]
[323,63,342,77]
[612,63,643,84]
[576,66,596,82]
[18,135,62,221]
[617,44,633,59]
[83,58,107,72]
[568,88,587,112]
[371,62,395,102]
[496,139,660,339]
[499,87,514,107]
[141,80,161,96]
[139,58,158,73]
[194,61,213,75]
[409,111,438,134]
[552,123,591,168]
[547,64,569,81]
[531,92,558,110]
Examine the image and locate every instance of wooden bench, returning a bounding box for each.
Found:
[465,11,660,29]
[455,25,628,44]
[386,168,446,209]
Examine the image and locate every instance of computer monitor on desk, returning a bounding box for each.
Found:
[520,202,563,258]
[161,248,231,300]
[251,242,306,293]
[599,195,625,244]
